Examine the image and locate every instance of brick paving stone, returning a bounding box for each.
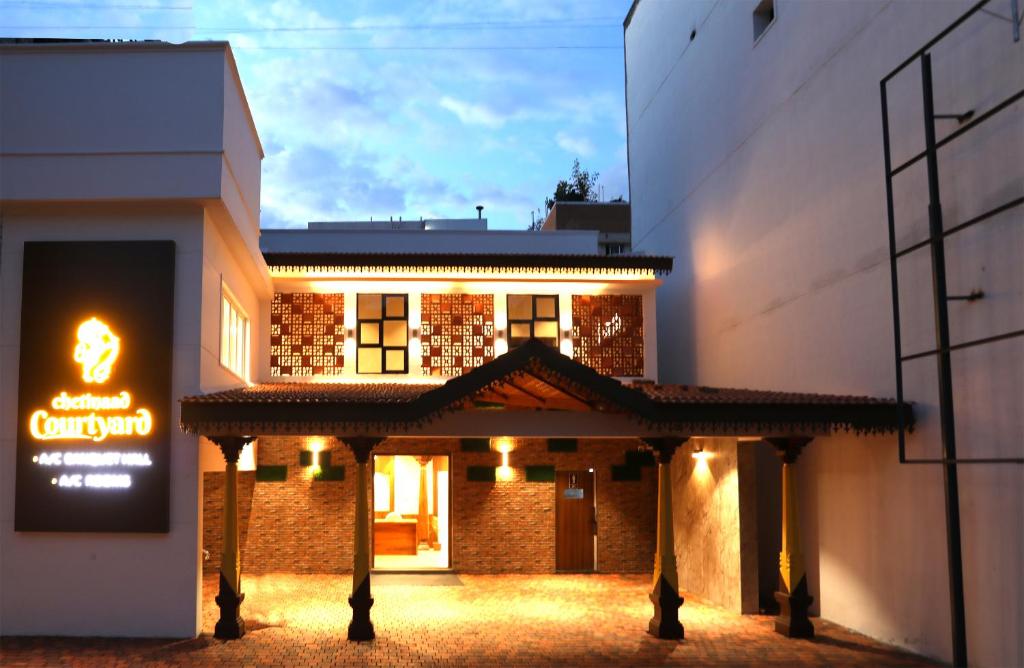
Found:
[1,573,939,667]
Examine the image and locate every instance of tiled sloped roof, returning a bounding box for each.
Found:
[182,382,438,404]
[632,383,897,406]
[179,339,912,436]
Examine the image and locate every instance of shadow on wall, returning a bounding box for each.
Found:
[646,217,696,381]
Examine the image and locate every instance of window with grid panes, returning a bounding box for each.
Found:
[357,293,408,373]
[506,294,559,349]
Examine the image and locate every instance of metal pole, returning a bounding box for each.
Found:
[1011,0,1020,42]
[921,53,968,668]
[879,81,907,463]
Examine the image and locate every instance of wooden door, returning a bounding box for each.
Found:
[556,470,595,572]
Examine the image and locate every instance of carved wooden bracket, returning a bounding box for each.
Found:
[208,435,256,464]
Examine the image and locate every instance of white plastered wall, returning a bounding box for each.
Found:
[0,207,206,638]
[626,0,1023,664]
[197,210,266,474]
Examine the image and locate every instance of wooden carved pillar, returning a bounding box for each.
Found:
[767,437,815,639]
[209,435,255,640]
[341,436,383,641]
[642,436,688,639]
[416,455,430,546]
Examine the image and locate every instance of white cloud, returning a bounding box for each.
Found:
[555,131,596,157]
[439,96,507,128]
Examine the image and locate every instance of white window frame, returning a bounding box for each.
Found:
[220,283,250,382]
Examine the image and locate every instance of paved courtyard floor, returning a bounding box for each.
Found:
[2,573,938,667]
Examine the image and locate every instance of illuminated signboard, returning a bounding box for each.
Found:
[15,242,174,532]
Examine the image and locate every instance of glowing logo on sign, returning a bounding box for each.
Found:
[28,319,153,443]
[73,317,120,384]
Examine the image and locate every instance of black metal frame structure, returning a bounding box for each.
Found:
[880,1,1023,665]
[506,294,560,349]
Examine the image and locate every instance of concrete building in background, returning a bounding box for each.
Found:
[625,1,1022,666]
[542,201,632,255]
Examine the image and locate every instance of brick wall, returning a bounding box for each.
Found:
[202,436,658,575]
[202,471,256,574]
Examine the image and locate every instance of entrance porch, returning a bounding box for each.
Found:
[181,340,912,645]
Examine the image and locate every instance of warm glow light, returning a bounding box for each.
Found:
[692,446,712,478]
[373,472,391,512]
[29,320,155,443]
[73,317,120,384]
[497,451,512,481]
[492,436,514,454]
[29,409,152,442]
[494,338,509,356]
[272,267,658,282]
[559,338,573,357]
[307,438,324,473]
[307,376,445,385]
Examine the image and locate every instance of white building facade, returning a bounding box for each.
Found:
[0,40,269,638]
[625,1,1022,665]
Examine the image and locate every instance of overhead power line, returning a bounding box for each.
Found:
[229,45,621,51]
[0,20,621,32]
[0,0,192,9]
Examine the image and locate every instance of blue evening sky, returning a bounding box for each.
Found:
[1,0,633,229]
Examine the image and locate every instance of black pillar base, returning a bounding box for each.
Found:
[214,573,245,640]
[774,580,814,638]
[348,576,375,641]
[648,574,684,640]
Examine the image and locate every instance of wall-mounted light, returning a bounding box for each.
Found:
[300,437,328,473]
[491,436,514,454]
[492,436,514,480]
[692,445,711,462]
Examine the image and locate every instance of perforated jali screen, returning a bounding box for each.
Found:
[421,293,494,376]
[270,293,346,376]
[572,294,644,377]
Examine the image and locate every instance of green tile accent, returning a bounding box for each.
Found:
[547,438,578,452]
[625,449,656,468]
[460,438,491,452]
[525,465,556,483]
[255,465,287,482]
[467,465,497,482]
[611,464,643,482]
[314,465,345,482]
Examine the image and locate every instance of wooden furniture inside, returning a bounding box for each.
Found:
[373,517,417,555]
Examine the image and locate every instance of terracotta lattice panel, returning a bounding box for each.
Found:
[270,292,345,376]
[421,293,494,376]
[572,294,644,377]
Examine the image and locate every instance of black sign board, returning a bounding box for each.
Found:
[15,241,175,532]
